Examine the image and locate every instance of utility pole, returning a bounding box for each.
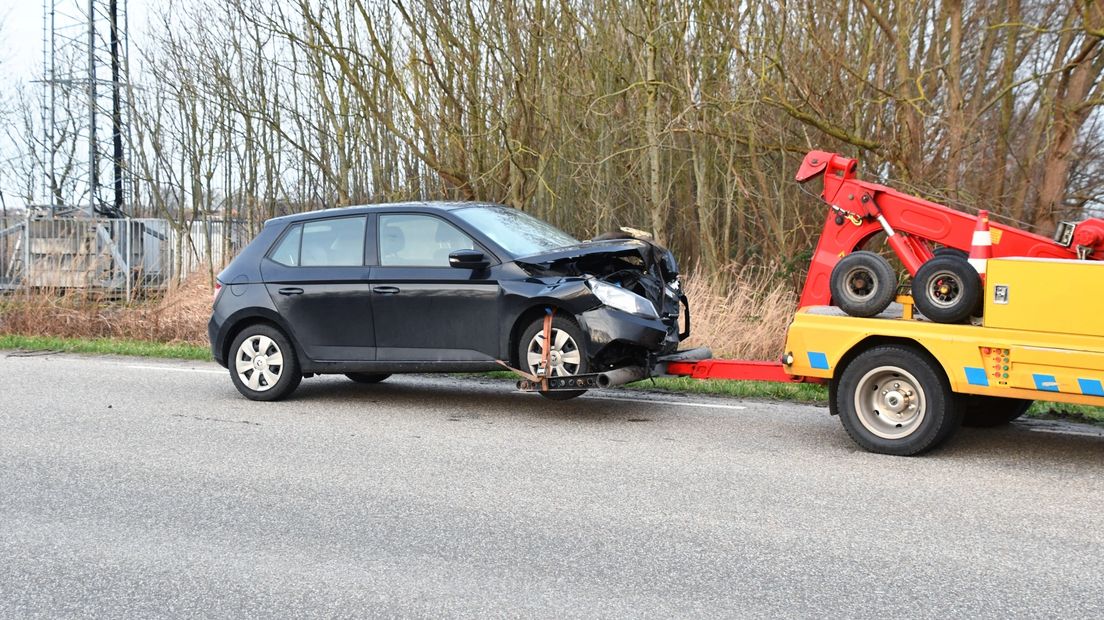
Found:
[41,0,131,219]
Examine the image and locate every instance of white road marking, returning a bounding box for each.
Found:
[584,394,747,411]
[126,364,225,375]
[1023,427,1104,438]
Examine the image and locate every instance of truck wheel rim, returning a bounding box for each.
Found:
[853,365,926,439]
[924,270,962,309]
[235,335,284,392]
[842,266,878,301]
[526,328,582,377]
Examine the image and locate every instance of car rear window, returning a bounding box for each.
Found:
[269,216,367,267]
[270,225,302,266]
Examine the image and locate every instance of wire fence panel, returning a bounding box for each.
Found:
[0,216,247,294]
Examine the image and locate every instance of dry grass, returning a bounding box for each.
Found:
[0,269,212,346]
[680,264,797,360]
[0,263,798,360]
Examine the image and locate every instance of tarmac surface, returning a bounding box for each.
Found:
[2,352,1103,617]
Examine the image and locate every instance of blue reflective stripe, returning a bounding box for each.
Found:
[807,352,829,370]
[1078,378,1104,397]
[964,367,989,387]
[1033,374,1059,392]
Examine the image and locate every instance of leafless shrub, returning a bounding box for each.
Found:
[0,268,211,345]
[681,265,796,361]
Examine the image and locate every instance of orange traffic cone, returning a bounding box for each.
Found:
[969,210,992,282]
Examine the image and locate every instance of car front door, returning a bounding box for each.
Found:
[260,215,376,362]
[371,212,501,362]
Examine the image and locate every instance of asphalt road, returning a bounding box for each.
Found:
[2,352,1103,618]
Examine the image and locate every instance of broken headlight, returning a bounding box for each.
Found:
[587,279,659,319]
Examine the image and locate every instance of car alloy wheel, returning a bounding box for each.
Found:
[526,327,583,377]
[236,334,285,392]
[518,316,589,401]
[228,324,302,401]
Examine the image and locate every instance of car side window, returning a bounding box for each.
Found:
[299,216,367,267]
[270,224,302,266]
[378,214,476,267]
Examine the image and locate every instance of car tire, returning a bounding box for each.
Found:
[959,395,1032,427]
[911,255,982,324]
[229,324,302,401]
[835,345,962,455]
[829,251,898,318]
[519,315,589,401]
[345,373,391,384]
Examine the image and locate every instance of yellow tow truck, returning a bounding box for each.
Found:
[783,259,1104,454]
[666,152,1104,455]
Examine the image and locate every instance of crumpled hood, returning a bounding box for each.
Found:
[515,238,679,281]
[514,237,682,321]
[516,238,650,265]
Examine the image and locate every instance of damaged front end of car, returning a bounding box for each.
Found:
[515,236,691,376]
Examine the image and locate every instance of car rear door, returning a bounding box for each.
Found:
[260,215,376,362]
[371,212,501,362]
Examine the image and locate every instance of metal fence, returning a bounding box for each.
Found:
[0,216,245,295]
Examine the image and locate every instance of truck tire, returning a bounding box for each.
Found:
[835,345,962,455]
[911,255,981,324]
[959,395,1032,427]
[829,251,898,318]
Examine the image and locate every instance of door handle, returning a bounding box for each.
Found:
[372,286,400,295]
[278,287,304,296]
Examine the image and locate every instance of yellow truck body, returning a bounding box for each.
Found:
[782,258,1104,407]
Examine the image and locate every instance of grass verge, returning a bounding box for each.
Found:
[1,334,1101,424]
[0,334,212,361]
[1028,401,1104,423]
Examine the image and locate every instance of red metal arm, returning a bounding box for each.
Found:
[795,150,1104,309]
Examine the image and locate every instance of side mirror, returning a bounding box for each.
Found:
[449,249,490,270]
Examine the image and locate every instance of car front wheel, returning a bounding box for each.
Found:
[229,324,302,401]
[519,315,588,401]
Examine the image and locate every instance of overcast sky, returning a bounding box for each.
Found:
[2,2,155,83]
[3,3,49,82]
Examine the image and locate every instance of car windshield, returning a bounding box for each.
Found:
[453,205,579,257]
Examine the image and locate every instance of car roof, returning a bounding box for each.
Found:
[265,201,506,225]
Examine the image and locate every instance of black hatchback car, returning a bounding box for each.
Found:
[209,202,688,401]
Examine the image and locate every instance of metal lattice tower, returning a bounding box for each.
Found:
[41,0,131,218]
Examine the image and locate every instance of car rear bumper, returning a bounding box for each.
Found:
[208,316,226,367]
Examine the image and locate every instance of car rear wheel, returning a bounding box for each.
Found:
[345,373,391,384]
[229,324,301,401]
[519,316,588,401]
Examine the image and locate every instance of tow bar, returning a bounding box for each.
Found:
[508,348,713,393]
